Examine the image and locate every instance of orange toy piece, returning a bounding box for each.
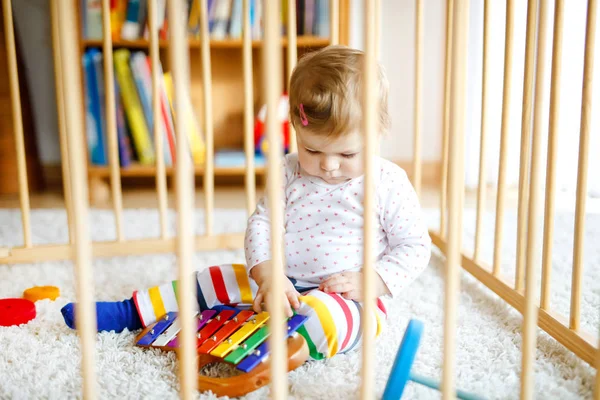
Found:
[0,298,36,326]
[23,286,60,302]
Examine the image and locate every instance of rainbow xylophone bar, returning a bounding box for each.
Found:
[135,308,308,373]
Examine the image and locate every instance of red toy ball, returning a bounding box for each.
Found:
[0,298,36,327]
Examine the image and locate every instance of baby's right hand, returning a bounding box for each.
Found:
[250,261,301,318]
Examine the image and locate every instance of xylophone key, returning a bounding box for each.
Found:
[223,325,269,364]
[236,314,308,373]
[198,310,255,354]
[136,312,178,346]
[196,309,235,348]
[164,310,217,349]
[210,312,270,358]
[151,311,200,347]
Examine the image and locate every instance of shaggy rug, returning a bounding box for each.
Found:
[0,207,597,399]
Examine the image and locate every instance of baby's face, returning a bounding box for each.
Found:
[296,129,365,184]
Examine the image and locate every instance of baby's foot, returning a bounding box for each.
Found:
[61,297,142,333]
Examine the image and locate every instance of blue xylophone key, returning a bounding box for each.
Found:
[210,305,243,316]
[236,342,268,373]
[136,312,178,346]
[236,314,308,373]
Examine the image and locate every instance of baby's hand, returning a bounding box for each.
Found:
[319,271,390,301]
[250,261,301,317]
[319,272,363,301]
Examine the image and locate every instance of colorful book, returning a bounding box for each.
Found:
[314,0,330,37]
[211,0,233,39]
[215,149,265,168]
[163,72,205,165]
[85,0,103,39]
[148,57,178,163]
[303,0,315,35]
[91,49,108,164]
[114,76,133,167]
[228,0,243,38]
[128,53,154,140]
[121,0,141,39]
[82,49,107,165]
[188,0,201,36]
[136,0,148,38]
[251,0,262,39]
[113,48,156,164]
[83,0,329,40]
[130,51,172,166]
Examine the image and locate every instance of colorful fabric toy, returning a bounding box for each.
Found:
[253,93,291,156]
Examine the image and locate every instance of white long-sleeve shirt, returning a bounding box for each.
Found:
[244,153,431,298]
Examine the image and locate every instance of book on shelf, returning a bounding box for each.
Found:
[214,149,265,168]
[82,47,273,171]
[82,48,108,165]
[129,51,173,166]
[82,0,332,41]
[83,47,205,167]
[162,72,205,165]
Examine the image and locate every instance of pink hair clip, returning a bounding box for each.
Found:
[298,103,309,126]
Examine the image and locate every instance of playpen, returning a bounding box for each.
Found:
[0,0,599,398]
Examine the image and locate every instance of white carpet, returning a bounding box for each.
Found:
[0,208,598,400]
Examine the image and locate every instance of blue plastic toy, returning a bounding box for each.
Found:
[382,319,485,400]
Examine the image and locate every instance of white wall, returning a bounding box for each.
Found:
[550,0,600,196]
[372,0,599,197]
[463,0,529,189]
[376,0,446,162]
[460,0,600,195]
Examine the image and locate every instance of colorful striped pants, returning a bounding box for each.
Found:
[132,263,387,360]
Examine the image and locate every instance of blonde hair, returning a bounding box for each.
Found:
[289,45,390,139]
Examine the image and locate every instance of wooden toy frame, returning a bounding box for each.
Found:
[134,311,310,398]
[0,0,598,398]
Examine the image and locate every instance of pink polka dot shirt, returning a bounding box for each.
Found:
[244,153,431,298]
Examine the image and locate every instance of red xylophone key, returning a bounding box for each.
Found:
[196,310,235,348]
[197,310,254,354]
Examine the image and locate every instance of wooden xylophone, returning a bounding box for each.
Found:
[135,307,309,397]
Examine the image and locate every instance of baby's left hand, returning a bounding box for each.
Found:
[319,272,362,301]
[319,271,390,301]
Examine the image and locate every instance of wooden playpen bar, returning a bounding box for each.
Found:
[0,0,599,399]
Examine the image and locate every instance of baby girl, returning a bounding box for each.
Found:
[61,45,431,360]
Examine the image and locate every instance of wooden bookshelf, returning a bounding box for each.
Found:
[76,1,350,204]
[81,36,333,50]
[88,163,265,178]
